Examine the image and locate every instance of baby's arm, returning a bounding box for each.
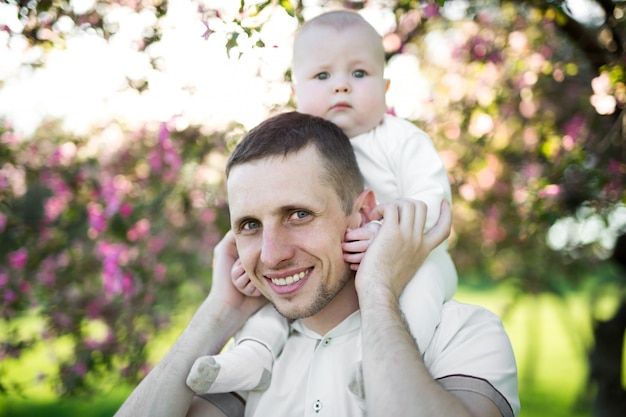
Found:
[231,258,262,297]
[343,220,382,271]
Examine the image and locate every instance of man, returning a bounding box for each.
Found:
[115,112,519,417]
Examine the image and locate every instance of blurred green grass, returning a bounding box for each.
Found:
[1,284,619,417]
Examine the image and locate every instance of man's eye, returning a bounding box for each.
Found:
[353,70,366,78]
[315,72,330,80]
[242,220,261,231]
[289,210,310,221]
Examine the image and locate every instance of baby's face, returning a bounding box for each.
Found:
[292,24,388,138]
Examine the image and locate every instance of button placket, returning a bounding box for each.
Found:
[313,399,322,413]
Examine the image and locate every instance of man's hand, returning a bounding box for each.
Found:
[355,199,451,299]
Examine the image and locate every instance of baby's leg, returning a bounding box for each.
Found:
[186,304,289,394]
[400,245,458,351]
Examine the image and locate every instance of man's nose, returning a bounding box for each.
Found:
[260,225,295,267]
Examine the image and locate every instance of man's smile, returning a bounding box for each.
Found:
[269,268,311,286]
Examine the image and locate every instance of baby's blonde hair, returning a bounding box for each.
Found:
[293,10,385,67]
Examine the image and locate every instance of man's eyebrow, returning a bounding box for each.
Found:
[231,215,256,230]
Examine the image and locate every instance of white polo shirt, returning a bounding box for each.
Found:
[243,300,520,417]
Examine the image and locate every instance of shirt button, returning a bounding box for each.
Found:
[313,400,322,412]
[322,337,331,346]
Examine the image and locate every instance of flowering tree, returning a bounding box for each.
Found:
[204,0,626,286]
[0,118,233,395]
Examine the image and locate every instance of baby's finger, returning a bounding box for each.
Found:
[342,240,371,254]
[344,252,365,264]
[345,227,376,242]
[230,259,245,278]
[233,272,251,289]
[241,279,262,297]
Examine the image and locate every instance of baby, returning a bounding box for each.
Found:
[186,9,458,395]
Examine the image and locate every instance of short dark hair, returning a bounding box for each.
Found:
[226,112,364,214]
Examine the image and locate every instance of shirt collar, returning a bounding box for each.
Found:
[290,310,361,340]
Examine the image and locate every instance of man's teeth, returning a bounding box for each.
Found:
[271,270,307,286]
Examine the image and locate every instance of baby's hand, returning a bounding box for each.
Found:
[231,258,263,297]
[342,220,382,271]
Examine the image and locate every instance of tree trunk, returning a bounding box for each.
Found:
[589,299,626,417]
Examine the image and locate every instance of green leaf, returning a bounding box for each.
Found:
[280,0,295,16]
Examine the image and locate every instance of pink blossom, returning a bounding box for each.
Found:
[562,114,584,140]
[538,184,561,198]
[0,212,6,232]
[201,20,212,39]
[86,300,101,318]
[100,175,127,217]
[154,263,166,283]
[127,219,150,241]
[8,248,28,269]
[122,273,135,297]
[0,171,8,189]
[148,236,166,254]
[423,3,439,18]
[159,122,169,142]
[608,160,623,173]
[84,338,100,350]
[37,257,56,286]
[4,289,16,304]
[523,163,542,179]
[119,203,133,217]
[149,123,182,182]
[147,150,163,172]
[19,281,30,294]
[97,241,133,298]
[73,362,87,377]
[44,195,67,223]
[87,203,106,233]
[200,209,216,224]
[53,312,72,328]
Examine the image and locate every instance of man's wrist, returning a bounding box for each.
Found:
[356,280,399,311]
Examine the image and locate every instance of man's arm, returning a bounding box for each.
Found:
[115,232,266,417]
[356,200,503,417]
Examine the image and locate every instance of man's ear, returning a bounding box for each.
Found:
[350,189,377,228]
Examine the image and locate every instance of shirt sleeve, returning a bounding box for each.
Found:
[423,301,520,416]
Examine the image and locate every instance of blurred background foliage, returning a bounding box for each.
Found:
[1,0,626,415]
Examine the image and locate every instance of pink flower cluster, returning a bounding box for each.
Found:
[147,123,182,183]
[95,241,135,299]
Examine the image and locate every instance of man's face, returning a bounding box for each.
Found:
[292,24,388,139]
[227,146,358,326]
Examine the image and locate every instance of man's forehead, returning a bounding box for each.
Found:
[226,147,329,210]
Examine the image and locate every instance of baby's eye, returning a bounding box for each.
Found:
[289,210,310,221]
[352,70,366,78]
[315,72,330,80]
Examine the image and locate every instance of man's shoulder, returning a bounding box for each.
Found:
[441,299,500,319]
[436,300,506,340]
